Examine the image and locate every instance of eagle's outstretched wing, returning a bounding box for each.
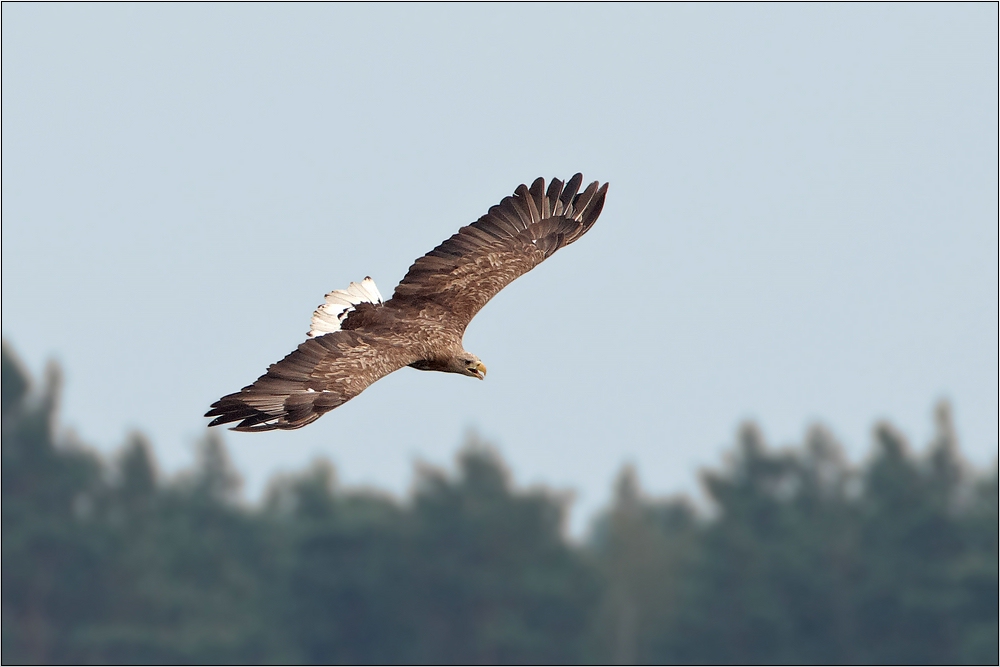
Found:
[389,174,608,330]
[205,326,419,432]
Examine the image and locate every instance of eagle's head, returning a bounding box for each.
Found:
[457,352,487,380]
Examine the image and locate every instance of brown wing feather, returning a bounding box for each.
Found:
[205,328,420,431]
[389,174,608,329]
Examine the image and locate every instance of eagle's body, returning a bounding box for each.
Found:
[206,174,608,431]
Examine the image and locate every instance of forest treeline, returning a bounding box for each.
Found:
[2,341,997,665]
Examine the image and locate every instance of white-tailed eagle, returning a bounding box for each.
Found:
[206,174,608,431]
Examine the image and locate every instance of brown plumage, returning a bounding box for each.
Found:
[206,174,608,431]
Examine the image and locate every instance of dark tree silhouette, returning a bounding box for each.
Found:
[2,341,997,664]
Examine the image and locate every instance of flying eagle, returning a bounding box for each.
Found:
[206,174,608,431]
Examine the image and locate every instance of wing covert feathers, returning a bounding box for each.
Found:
[391,174,608,327]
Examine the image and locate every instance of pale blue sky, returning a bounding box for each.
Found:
[3,4,997,534]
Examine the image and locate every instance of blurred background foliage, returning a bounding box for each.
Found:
[3,340,996,665]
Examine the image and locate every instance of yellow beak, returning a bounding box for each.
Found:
[473,361,487,380]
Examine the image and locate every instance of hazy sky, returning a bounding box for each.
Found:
[3,4,997,534]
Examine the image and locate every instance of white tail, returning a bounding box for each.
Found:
[308,276,384,337]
